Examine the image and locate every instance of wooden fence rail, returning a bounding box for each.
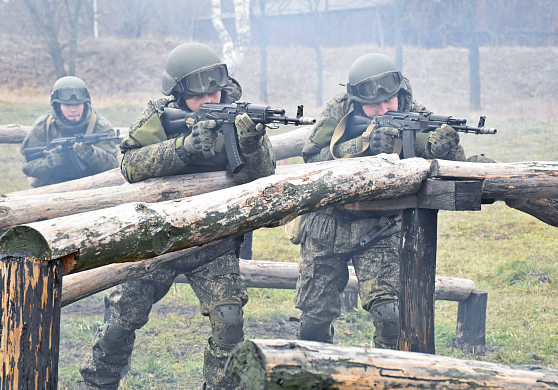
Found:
[225,339,558,390]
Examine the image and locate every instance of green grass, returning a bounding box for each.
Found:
[2,101,558,387]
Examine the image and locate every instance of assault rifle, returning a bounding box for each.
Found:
[23,130,121,171]
[368,111,497,159]
[163,102,316,174]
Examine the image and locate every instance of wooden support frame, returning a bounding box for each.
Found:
[399,179,484,354]
[456,290,488,355]
[1,228,61,390]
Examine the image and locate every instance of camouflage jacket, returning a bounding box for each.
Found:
[302,78,465,163]
[119,78,276,184]
[20,105,118,187]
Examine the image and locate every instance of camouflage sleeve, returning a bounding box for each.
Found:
[301,93,354,163]
[81,112,119,173]
[20,113,55,183]
[119,100,188,183]
[233,134,276,184]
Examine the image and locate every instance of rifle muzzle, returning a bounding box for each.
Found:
[298,117,317,125]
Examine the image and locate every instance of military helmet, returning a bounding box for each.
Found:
[347,53,405,105]
[50,76,91,105]
[161,43,229,97]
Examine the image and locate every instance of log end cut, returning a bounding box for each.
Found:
[225,340,267,390]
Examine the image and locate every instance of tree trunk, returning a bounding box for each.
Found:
[6,127,312,197]
[430,160,558,199]
[224,339,558,390]
[61,257,476,307]
[467,0,481,110]
[5,159,558,231]
[0,155,430,274]
[506,198,558,227]
[0,124,31,143]
[1,229,63,389]
[258,0,268,102]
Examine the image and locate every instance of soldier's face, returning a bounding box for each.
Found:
[60,103,85,121]
[362,96,398,117]
[185,91,222,112]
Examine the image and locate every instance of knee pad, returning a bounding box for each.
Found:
[297,316,334,343]
[98,318,135,353]
[370,300,399,347]
[209,302,244,349]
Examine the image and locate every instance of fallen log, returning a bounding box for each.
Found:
[0,165,298,231]
[430,160,558,199]
[225,339,558,390]
[62,257,475,307]
[5,127,312,197]
[5,159,558,231]
[0,154,430,274]
[0,124,32,143]
[506,198,558,227]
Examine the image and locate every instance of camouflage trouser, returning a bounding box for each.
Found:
[294,209,401,347]
[80,236,247,390]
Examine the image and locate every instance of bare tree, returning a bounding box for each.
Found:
[23,0,67,78]
[211,0,251,76]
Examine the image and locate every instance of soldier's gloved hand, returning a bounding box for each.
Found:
[370,126,399,155]
[346,114,373,139]
[235,113,265,145]
[44,145,65,168]
[73,142,95,160]
[426,124,460,158]
[183,120,218,158]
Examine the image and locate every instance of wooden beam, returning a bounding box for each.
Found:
[224,339,558,390]
[399,207,438,354]
[5,127,312,197]
[61,256,476,307]
[430,160,558,199]
[0,155,431,274]
[1,228,62,390]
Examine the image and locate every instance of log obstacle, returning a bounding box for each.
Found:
[225,339,558,390]
[4,153,558,387]
[3,126,312,197]
[1,154,429,274]
[4,160,558,231]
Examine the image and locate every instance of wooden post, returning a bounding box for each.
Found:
[1,227,61,390]
[456,290,488,355]
[398,207,438,354]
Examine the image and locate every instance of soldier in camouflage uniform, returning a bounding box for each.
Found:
[20,76,118,187]
[79,43,275,390]
[294,53,465,349]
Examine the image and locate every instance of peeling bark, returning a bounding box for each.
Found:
[0,155,430,274]
[225,339,558,390]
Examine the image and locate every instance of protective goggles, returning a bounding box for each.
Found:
[52,87,90,102]
[347,71,403,100]
[176,63,229,95]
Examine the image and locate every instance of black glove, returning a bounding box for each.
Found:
[425,124,460,158]
[370,126,400,155]
[44,145,65,168]
[183,120,218,158]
